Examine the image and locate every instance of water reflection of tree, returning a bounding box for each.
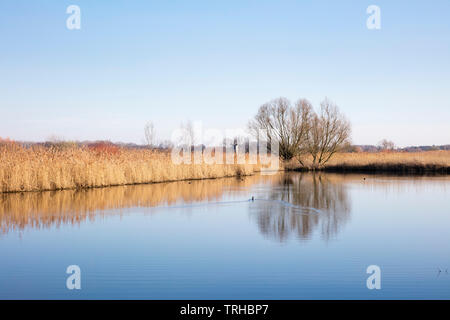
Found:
[250,173,351,242]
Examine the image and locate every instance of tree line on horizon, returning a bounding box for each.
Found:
[2,93,449,161]
[142,96,352,168]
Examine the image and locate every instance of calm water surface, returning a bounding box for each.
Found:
[1,173,449,299]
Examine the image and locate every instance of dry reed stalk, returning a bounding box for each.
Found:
[0,143,264,193]
[284,151,450,173]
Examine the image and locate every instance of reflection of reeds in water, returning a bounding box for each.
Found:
[0,175,278,235]
[3,172,446,238]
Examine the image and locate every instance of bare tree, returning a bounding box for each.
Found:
[305,99,351,168]
[144,122,156,147]
[177,120,197,147]
[185,121,195,146]
[248,97,312,160]
[292,99,313,165]
[378,139,395,151]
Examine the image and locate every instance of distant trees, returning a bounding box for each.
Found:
[249,97,351,168]
[144,122,156,147]
[180,121,196,147]
[378,139,395,151]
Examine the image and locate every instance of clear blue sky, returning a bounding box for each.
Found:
[1,0,449,146]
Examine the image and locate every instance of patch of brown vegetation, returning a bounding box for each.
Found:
[284,151,450,174]
[0,142,262,193]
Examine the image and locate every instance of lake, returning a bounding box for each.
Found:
[1,172,449,299]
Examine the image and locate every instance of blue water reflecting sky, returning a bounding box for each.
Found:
[0,173,449,299]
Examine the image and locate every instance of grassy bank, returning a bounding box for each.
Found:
[0,142,262,193]
[285,151,450,174]
[2,141,449,193]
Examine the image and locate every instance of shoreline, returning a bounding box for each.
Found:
[321,166,450,174]
[0,171,260,195]
[1,165,449,194]
[286,165,450,175]
[1,146,449,194]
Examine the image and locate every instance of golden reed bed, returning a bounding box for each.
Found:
[0,142,262,193]
[1,139,449,193]
[322,151,450,173]
[285,151,450,173]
